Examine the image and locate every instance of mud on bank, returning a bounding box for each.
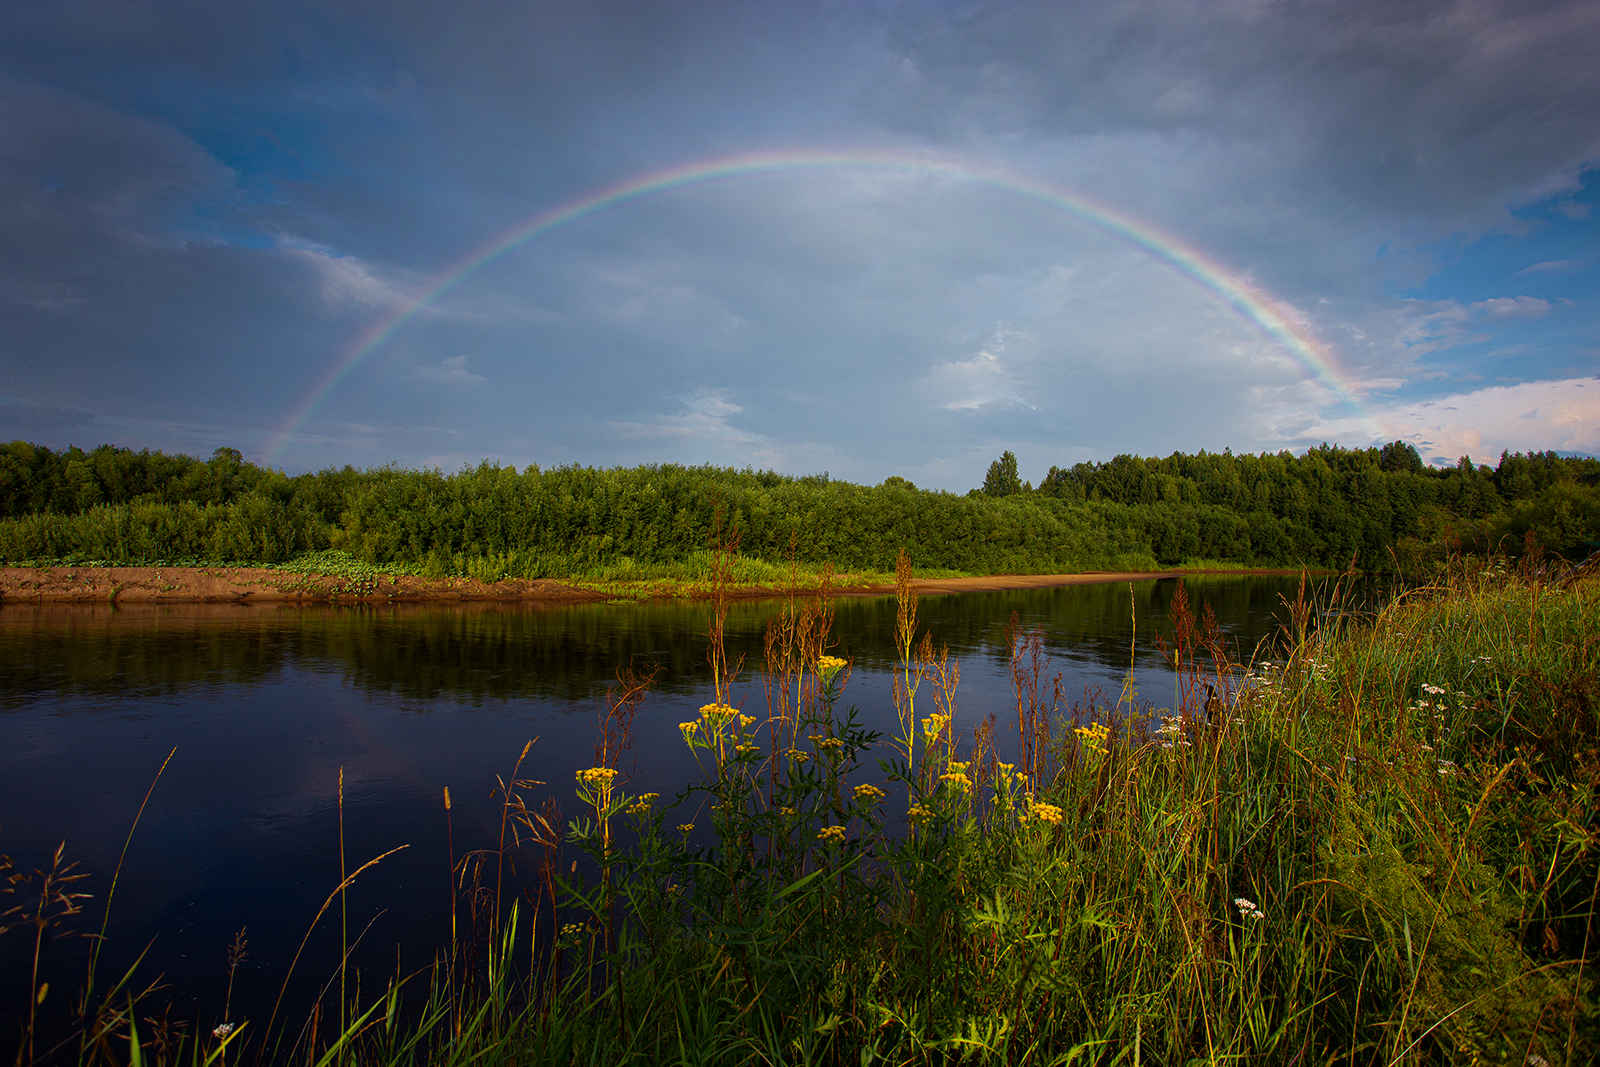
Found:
[0,565,1324,605]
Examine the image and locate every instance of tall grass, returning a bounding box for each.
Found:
[7,550,1597,1065]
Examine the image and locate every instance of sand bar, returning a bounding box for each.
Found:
[0,565,1311,604]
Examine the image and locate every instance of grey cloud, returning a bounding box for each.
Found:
[0,399,95,442]
[872,1,1600,233]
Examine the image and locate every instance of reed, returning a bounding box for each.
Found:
[6,548,1597,1065]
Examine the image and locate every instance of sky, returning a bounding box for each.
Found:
[2,0,1597,491]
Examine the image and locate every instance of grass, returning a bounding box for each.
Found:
[5,547,1597,1065]
[0,548,973,599]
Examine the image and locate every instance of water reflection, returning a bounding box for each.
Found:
[0,575,1314,1048]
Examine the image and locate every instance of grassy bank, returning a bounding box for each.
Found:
[7,553,1598,1064]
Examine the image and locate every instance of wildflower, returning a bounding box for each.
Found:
[1030,802,1063,824]
[734,743,760,757]
[817,825,847,843]
[678,722,698,745]
[777,806,796,818]
[921,713,952,736]
[939,771,972,790]
[997,762,1015,775]
[1233,897,1265,920]
[700,703,738,725]
[213,1023,235,1039]
[906,804,933,823]
[1075,722,1110,755]
[817,737,845,751]
[576,767,618,786]
[786,749,811,764]
[1421,683,1445,695]
[853,783,886,803]
[677,823,694,834]
[817,655,847,679]
[738,714,756,728]
[1528,1054,1551,1067]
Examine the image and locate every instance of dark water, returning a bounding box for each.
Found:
[0,575,1311,1047]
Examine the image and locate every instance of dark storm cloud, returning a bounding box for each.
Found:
[1,0,1595,482]
[874,1,1600,225]
[0,400,95,440]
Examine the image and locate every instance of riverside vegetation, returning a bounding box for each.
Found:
[3,543,1598,1065]
[1,440,1597,580]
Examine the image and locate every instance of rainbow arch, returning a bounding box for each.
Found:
[262,150,1382,466]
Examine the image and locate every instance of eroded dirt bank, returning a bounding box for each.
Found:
[0,566,609,603]
[0,565,1309,604]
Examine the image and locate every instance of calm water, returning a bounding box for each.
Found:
[0,576,1312,1045]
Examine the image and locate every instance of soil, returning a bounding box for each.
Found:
[0,565,1310,605]
[0,566,609,604]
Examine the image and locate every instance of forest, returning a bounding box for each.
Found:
[0,439,1596,576]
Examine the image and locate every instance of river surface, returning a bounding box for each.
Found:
[0,575,1323,1047]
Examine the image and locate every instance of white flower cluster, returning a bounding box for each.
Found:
[1233,897,1265,920]
[1155,715,1191,749]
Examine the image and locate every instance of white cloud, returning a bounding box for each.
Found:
[929,326,1035,412]
[1515,258,1588,274]
[281,244,411,311]
[1313,377,1600,465]
[416,354,486,386]
[1395,295,1555,355]
[607,389,772,455]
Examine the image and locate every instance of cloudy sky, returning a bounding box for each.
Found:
[2,0,1596,489]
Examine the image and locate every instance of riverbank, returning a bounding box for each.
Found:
[0,564,1320,604]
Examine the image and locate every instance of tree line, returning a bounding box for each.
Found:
[1,439,1595,574]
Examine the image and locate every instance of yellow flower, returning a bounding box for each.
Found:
[817,655,848,680]
[700,703,738,726]
[817,737,845,751]
[921,713,952,736]
[816,825,847,843]
[939,772,972,791]
[678,722,698,745]
[853,783,886,802]
[676,823,695,834]
[576,767,619,786]
[735,743,760,757]
[625,792,660,816]
[1030,802,1064,824]
[738,714,757,728]
[1074,722,1110,755]
[786,749,811,764]
[907,804,933,823]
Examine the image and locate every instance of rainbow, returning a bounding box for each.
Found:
[262,150,1382,466]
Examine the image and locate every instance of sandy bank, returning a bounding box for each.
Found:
[0,565,1310,605]
[0,565,608,604]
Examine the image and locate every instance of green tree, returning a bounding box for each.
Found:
[982,450,1022,497]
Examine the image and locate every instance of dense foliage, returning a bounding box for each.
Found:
[2,439,1597,574]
